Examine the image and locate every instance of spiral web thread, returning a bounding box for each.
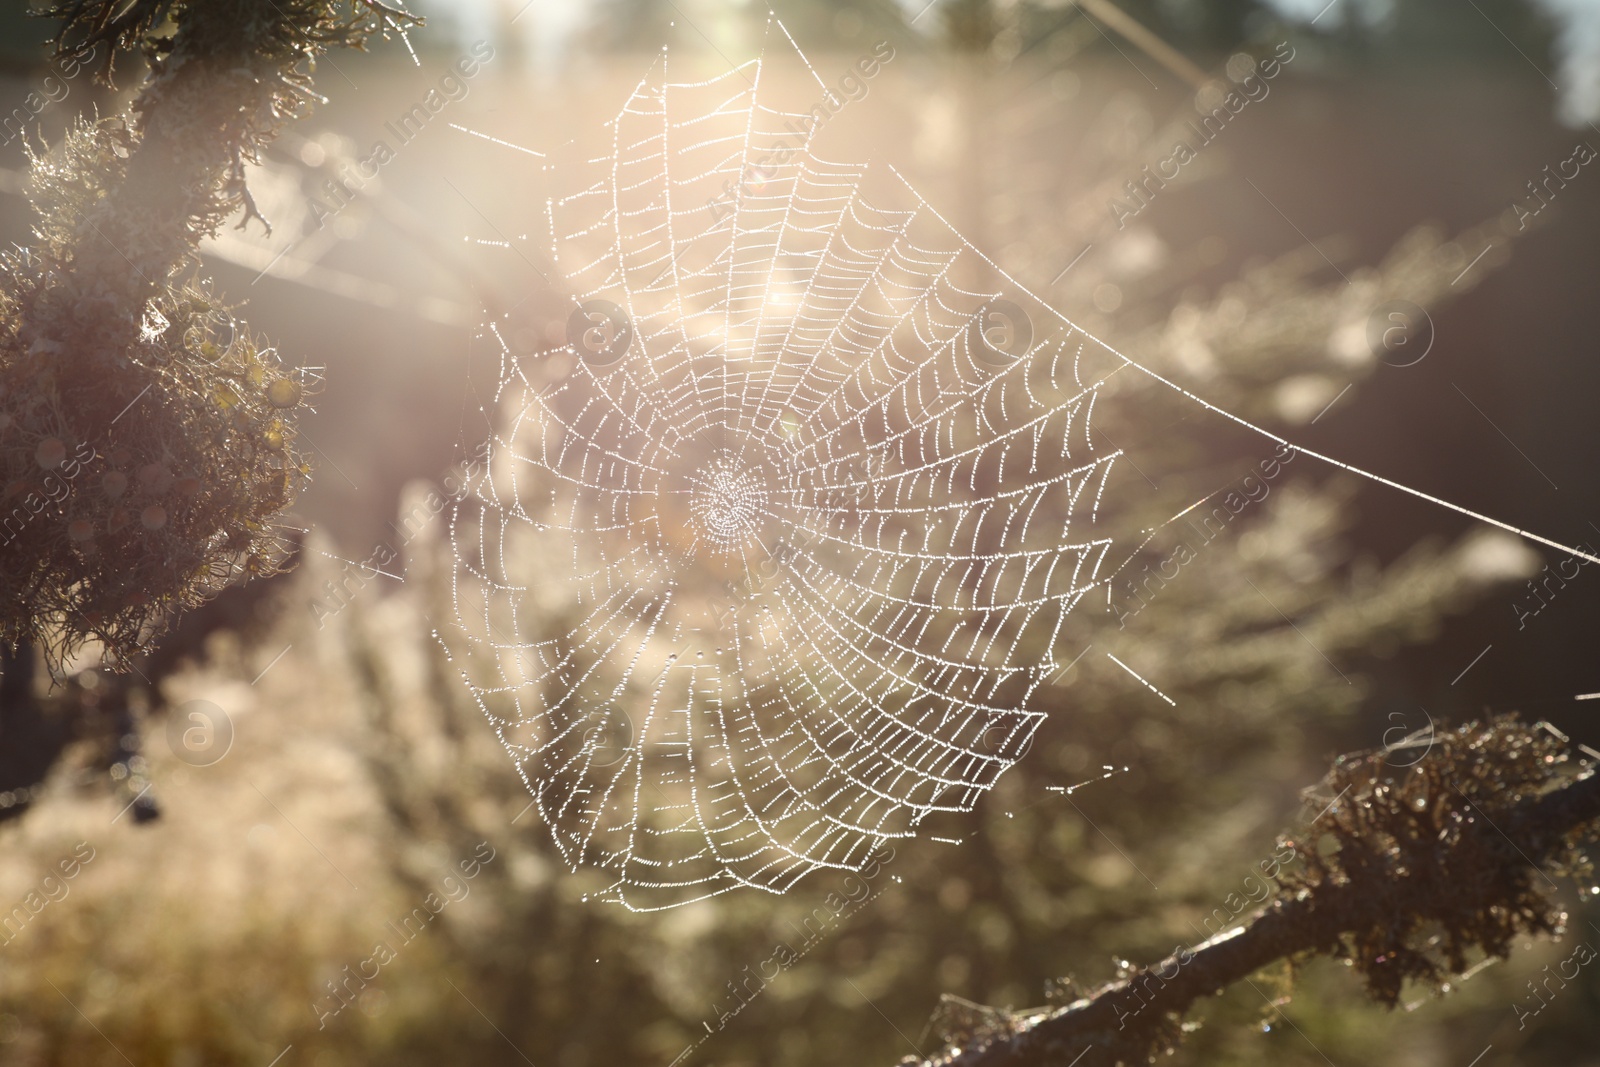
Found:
[443,22,1144,911]
[446,21,1595,912]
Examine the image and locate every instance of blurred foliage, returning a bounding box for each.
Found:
[0,2,1596,1067]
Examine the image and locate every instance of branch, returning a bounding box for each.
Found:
[903,718,1600,1067]
[1,1,420,667]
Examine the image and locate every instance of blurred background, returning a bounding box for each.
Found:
[0,0,1598,1064]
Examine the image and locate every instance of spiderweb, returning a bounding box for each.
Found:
[447,22,1597,912]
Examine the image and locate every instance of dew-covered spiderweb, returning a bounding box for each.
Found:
[446,22,1598,912]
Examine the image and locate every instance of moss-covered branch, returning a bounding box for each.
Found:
[903,719,1600,1066]
[0,1,419,667]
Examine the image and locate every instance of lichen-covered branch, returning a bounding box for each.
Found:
[0,1,418,667]
[48,0,421,284]
[902,718,1600,1067]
